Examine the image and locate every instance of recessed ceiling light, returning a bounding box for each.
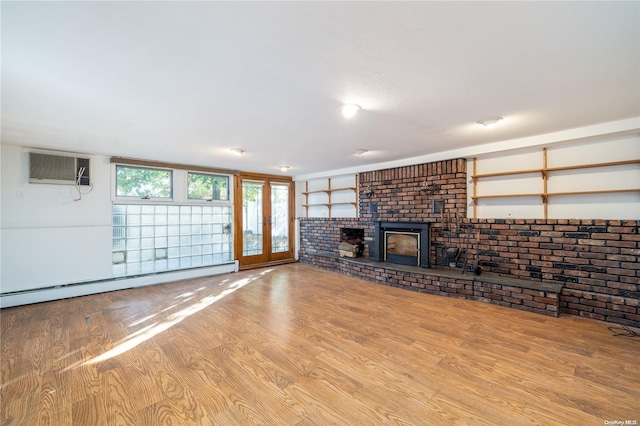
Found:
[279,165,290,172]
[338,104,361,119]
[354,149,368,155]
[230,147,245,156]
[477,117,504,127]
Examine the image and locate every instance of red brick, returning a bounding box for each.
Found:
[555,225,579,231]
[607,304,636,314]
[625,313,640,322]
[534,297,559,305]
[580,312,605,320]
[578,239,605,246]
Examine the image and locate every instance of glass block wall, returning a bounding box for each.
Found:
[113,204,233,276]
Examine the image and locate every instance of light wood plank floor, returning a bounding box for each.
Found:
[1,263,639,425]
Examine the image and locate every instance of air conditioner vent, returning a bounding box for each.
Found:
[29,152,91,185]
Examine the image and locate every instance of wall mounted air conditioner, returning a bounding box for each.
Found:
[29,152,91,186]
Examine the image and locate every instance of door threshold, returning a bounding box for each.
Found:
[238,259,298,271]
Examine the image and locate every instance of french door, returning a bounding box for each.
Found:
[235,173,295,268]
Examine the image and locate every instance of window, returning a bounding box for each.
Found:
[188,172,229,201]
[112,204,232,277]
[112,162,235,277]
[116,165,172,199]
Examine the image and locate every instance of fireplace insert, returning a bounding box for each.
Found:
[373,222,429,268]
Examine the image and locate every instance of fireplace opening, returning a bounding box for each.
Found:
[385,231,420,266]
[338,228,365,258]
[373,222,429,268]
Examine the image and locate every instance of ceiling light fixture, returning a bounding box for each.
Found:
[339,104,361,119]
[477,117,504,127]
[230,148,245,156]
[279,165,290,172]
[354,149,368,155]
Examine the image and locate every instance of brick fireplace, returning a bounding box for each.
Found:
[373,221,429,268]
[298,159,640,327]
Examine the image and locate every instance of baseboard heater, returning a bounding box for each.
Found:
[0,262,238,308]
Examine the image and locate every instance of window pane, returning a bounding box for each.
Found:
[116,166,172,198]
[271,183,289,253]
[113,203,232,277]
[242,181,263,256]
[188,173,229,201]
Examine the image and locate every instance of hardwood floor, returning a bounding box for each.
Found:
[1,263,638,425]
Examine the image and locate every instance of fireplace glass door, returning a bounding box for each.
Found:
[385,231,421,266]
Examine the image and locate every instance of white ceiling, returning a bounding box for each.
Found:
[2,1,639,178]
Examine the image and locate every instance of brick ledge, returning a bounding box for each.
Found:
[299,254,564,317]
[338,256,564,294]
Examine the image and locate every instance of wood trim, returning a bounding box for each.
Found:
[237,258,298,271]
[110,156,240,175]
[234,172,295,267]
[328,178,332,218]
[473,157,477,218]
[543,147,548,219]
[304,181,309,218]
[236,171,293,182]
[233,175,246,263]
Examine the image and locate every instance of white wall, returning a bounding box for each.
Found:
[468,133,640,219]
[1,144,238,307]
[1,144,114,292]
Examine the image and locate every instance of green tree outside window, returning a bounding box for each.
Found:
[116,166,172,198]
[188,173,229,201]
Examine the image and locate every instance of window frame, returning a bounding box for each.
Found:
[186,171,231,204]
[112,163,233,206]
[114,164,174,202]
[111,161,235,278]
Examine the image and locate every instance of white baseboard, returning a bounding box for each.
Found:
[0,262,239,308]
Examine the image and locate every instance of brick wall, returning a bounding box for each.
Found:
[298,158,640,327]
[335,259,561,317]
[298,218,374,261]
[359,159,467,222]
[472,218,639,325]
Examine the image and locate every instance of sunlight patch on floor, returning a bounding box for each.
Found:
[78,271,272,367]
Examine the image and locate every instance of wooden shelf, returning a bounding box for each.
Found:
[545,188,640,197]
[472,168,543,180]
[544,159,640,173]
[302,187,356,196]
[303,202,357,207]
[302,190,329,195]
[472,159,640,181]
[331,187,357,192]
[302,179,358,218]
[472,150,640,219]
[472,189,640,202]
[472,193,543,200]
